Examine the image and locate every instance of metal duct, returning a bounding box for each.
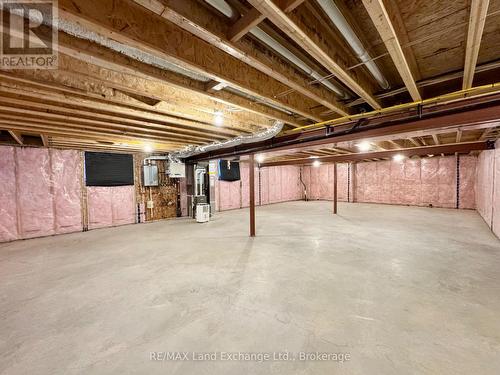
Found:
[171,121,284,160]
[316,0,390,90]
[204,0,348,98]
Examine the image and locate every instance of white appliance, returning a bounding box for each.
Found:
[196,204,210,223]
[168,162,186,178]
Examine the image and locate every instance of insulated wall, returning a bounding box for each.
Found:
[302,163,349,201]
[475,143,500,237]
[87,186,135,230]
[0,146,140,243]
[0,146,82,242]
[303,155,476,209]
[215,164,302,211]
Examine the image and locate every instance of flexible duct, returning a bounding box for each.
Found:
[204,0,348,98]
[316,0,389,90]
[171,121,284,160]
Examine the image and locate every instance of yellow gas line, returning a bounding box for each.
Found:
[285,82,500,134]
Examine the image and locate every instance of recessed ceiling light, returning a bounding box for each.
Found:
[356,141,371,152]
[214,111,224,126]
[256,154,265,163]
[393,153,405,162]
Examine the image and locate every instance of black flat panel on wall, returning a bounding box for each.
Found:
[218,159,240,181]
[85,152,134,186]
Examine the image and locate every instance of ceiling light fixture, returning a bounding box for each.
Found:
[356,141,371,152]
[256,154,265,163]
[144,144,153,153]
[393,154,405,162]
[313,160,321,168]
[214,111,224,126]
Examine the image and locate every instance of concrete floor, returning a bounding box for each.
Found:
[1,201,500,374]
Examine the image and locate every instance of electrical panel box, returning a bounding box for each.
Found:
[168,162,186,178]
[143,165,159,186]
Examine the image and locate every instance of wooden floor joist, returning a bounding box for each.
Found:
[463,0,490,89]
[247,0,381,109]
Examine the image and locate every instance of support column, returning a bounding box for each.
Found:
[333,163,338,214]
[249,154,256,237]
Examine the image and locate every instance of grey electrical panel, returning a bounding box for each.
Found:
[143,165,159,186]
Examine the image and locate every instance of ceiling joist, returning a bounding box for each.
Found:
[463,0,490,89]
[362,0,421,101]
[247,0,381,109]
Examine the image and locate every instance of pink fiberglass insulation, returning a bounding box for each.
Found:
[475,150,494,226]
[216,180,241,211]
[303,163,349,202]
[306,157,471,209]
[459,156,476,209]
[476,151,494,224]
[240,163,260,208]
[280,166,300,201]
[259,167,270,205]
[215,165,302,211]
[492,148,500,236]
[112,186,136,226]
[0,146,18,242]
[51,150,82,234]
[16,147,55,239]
[87,187,113,229]
[268,166,282,203]
[87,186,135,229]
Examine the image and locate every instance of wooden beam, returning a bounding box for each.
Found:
[228,7,266,42]
[41,134,49,147]
[247,0,380,109]
[383,0,421,81]
[8,130,23,145]
[56,34,303,128]
[133,0,349,116]
[408,138,421,147]
[362,0,421,101]
[463,0,490,89]
[432,134,441,145]
[58,1,323,121]
[261,141,491,167]
[456,129,463,143]
[227,0,305,42]
[0,70,254,135]
[0,85,232,141]
[279,0,306,13]
[249,154,256,237]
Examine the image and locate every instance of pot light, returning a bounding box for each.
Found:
[214,111,224,126]
[312,160,321,168]
[393,153,405,162]
[356,141,371,152]
[144,144,153,153]
[256,154,265,163]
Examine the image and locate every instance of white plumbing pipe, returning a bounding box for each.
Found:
[250,27,347,98]
[316,0,389,90]
[205,0,234,17]
[204,0,348,98]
